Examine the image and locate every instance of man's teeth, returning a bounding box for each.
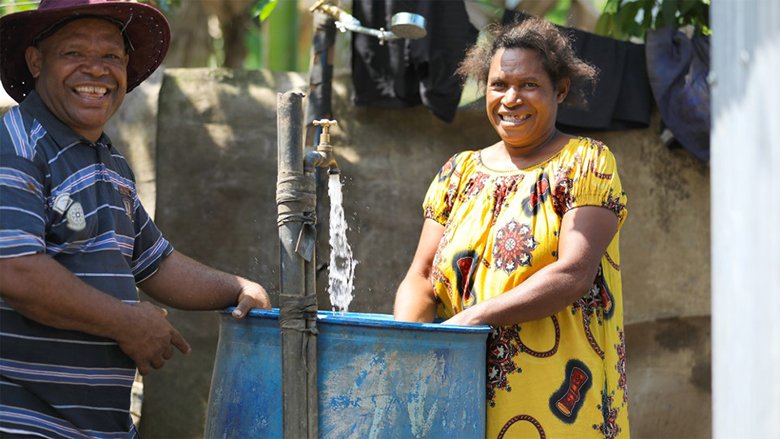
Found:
[75,86,107,95]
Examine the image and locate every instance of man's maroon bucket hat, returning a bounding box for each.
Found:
[0,0,170,103]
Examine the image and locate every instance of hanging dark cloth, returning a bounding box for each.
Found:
[351,0,478,123]
[504,11,653,132]
[645,27,711,161]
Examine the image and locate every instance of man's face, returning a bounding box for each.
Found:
[25,18,129,142]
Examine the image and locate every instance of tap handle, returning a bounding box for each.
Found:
[313,119,338,145]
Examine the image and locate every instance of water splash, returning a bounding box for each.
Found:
[328,173,358,313]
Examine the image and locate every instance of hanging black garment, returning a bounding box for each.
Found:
[351,0,479,123]
[504,11,653,132]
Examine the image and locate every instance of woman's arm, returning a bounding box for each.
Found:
[444,206,618,326]
[393,219,445,322]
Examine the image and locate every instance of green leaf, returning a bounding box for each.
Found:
[659,0,677,28]
[641,2,653,29]
[252,0,278,22]
[594,13,613,35]
[595,13,625,39]
[615,1,644,37]
[602,0,622,14]
[680,0,698,14]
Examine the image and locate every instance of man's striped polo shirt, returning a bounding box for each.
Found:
[0,91,173,439]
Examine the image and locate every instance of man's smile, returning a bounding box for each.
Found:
[73,85,109,99]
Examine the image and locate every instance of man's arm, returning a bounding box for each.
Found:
[0,254,191,375]
[138,250,271,319]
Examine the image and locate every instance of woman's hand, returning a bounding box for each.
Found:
[441,314,475,326]
[441,307,483,326]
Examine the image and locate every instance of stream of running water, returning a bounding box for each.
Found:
[327,173,358,313]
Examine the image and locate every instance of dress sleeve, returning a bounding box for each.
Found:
[422,153,462,225]
[569,140,628,228]
[0,111,47,258]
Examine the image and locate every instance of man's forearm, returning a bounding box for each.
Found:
[0,253,130,340]
[139,250,249,310]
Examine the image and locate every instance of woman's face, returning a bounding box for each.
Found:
[485,47,569,150]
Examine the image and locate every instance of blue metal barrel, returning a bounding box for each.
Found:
[205,309,490,438]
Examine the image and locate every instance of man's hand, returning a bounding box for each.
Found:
[114,302,191,376]
[231,281,271,319]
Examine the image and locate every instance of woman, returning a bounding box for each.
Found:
[394,17,629,438]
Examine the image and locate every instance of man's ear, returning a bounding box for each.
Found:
[25,46,42,79]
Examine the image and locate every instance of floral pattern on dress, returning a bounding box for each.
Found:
[593,388,622,439]
[459,171,490,202]
[615,327,628,404]
[522,172,551,216]
[491,175,524,222]
[493,220,539,274]
[587,140,614,180]
[452,250,480,308]
[549,359,593,423]
[430,266,452,305]
[487,325,523,407]
[602,188,627,224]
[436,155,457,182]
[551,178,574,217]
[572,265,615,358]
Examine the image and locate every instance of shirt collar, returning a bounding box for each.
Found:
[19,90,113,150]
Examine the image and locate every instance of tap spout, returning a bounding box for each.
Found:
[306,119,340,174]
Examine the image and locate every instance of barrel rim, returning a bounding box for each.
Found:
[221,307,492,334]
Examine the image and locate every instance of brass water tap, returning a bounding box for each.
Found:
[312,119,339,174]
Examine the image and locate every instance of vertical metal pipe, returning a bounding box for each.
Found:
[306,12,337,306]
[305,13,336,147]
[277,91,317,438]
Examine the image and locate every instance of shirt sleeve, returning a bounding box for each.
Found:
[130,194,173,283]
[0,113,47,258]
[422,153,462,225]
[568,140,628,228]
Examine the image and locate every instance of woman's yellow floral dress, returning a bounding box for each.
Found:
[423,137,629,438]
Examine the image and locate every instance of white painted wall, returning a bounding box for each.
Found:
[711,1,780,437]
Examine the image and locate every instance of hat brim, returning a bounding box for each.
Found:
[0,2,170,103]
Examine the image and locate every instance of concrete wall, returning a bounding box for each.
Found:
[108,68,711,438]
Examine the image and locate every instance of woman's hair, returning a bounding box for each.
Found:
[456,17,598,108]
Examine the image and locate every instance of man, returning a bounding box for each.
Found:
[0,1,271,437]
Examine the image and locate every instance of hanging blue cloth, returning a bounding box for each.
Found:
[645,27,711,161]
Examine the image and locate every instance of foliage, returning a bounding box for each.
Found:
[0,0,37,16]
[545,0,573,27]
[595,0,710,40]
[143,0,277,22]
[141,0,181,15]
[251,0,278,22]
